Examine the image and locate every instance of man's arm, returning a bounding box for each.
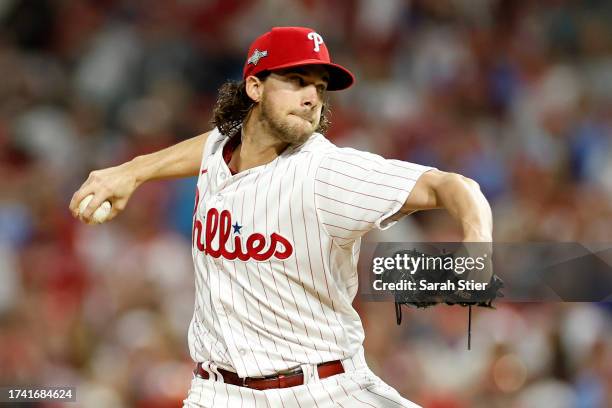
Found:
[401,170,493,241]
[70,131,210,223]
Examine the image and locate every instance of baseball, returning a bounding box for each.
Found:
[78,194,112,224]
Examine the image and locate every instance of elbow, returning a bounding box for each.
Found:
[461,175,481,191]
[436,173,486,205]
[441,172,480,191]
[405,171,483,212]
[445,173,481,191]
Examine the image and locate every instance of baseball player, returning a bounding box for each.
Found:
[70,27,492,407]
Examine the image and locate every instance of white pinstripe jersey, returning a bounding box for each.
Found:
[188,128,432,378]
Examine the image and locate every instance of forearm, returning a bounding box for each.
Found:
[130,132,208,185]
[70,131,209,222]
[435,174,492,241]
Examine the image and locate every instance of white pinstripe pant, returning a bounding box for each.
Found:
[183,349,421,408]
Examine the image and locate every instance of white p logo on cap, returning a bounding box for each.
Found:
[307,32,324,52]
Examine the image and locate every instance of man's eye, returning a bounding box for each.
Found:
[291,76,305,86]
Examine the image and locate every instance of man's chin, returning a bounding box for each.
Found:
[280,126,313,145]
[266,115,318,145]
[296,124,317,141]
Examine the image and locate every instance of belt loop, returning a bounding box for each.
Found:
[300,363,319,384]
[210,362,224,383]
[300,364,312,384]
[202,362,218,381]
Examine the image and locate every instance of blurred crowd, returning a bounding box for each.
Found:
[1,0,611,407]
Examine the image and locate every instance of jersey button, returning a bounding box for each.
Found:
[239,349,247,356]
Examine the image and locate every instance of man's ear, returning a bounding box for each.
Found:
[245,75,264,103]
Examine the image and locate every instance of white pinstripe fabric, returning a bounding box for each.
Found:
[185,128,431,405]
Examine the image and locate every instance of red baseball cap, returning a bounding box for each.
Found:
[243,27,355,91]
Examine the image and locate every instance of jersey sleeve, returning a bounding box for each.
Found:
[314,148,434,244]
[199,127,225,173]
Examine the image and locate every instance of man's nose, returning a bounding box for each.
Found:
[302,84,320,108]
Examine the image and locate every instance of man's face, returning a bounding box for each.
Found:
[258,66,329,145]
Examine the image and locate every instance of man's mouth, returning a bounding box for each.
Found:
[291,113,314,123]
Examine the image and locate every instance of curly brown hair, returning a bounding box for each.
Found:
[211,74,331,138]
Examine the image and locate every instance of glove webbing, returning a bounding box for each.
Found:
[395,302,474,350]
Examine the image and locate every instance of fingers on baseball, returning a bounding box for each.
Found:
[85,194,106,217]
[70,184,89,217]
[70,173,98,216]
[72,191,111,223]
[71,172,108,217]
[71,189,91,219]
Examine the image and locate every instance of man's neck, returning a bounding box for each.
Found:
[229,113,290,173]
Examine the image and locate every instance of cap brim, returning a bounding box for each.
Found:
[266,59,355,91]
